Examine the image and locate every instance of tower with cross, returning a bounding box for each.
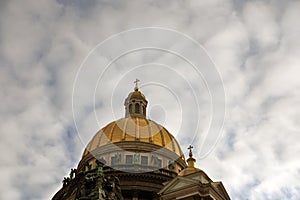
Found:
[134,78,140,91]
[187,145,196,168]
[188,145,193,158]
[124,79,148,118]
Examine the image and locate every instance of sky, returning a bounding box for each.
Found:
[0,0,300,199]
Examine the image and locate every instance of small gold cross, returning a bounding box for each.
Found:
[134,78,140,90]
[188,145,193,158]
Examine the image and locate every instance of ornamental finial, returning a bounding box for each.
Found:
[188,145,193,158]
[134,78,140,91]
[187,144,196,168]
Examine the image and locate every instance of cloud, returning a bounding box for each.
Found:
[0,0,299,199]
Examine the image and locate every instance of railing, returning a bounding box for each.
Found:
[104,164,177,177]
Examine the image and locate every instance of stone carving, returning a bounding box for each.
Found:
[70,168,77,179]
[168,160,175,171]
[115,153,121,163]
[63,177,70,187]
[151,155,160,166]
[133,153,140,164]
[77,160,123,200]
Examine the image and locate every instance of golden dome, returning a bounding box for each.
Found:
[178,165,201,176]
[178,145,200,176]
[83,117,185,159]
[79,81,186,172]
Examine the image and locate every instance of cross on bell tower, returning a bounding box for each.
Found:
[134,78,140,91]
[187,144,196,168]
[188,145,193,158]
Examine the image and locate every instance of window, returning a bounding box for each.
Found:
[135,103,140,113]
[151,155,162,167]
[168,160,175,171]
[111,157,117,165]
[141,156,148,165]
[157,159,162,167]
[143,106,146,115]
[126,155,133,164]
[111,153,121,165]
[129,104,132,113]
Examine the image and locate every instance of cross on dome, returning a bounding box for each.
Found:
[134,78,140,91]
[188,145,193,158]
[186,144,196,168]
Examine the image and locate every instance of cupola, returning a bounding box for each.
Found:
[178,145,201,176]
[124,79,148,118]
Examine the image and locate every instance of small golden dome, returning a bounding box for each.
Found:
[178,166,201,176]
[82,117,185,160]
[126,78,147,102]
[178,145,200,176]
[126,90,147,101]
[124,80,148,118]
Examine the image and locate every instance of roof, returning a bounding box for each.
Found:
[159,170,231,200]
[82,117,185,159]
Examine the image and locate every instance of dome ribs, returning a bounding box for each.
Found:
[147,120,153,143]
[174,138,183,158]
[88,130,100,152]
[82,117,185,160]
[97,125,109,147]
[154,122,165,146]
[109,122,117,142]
[135,117,140,140]
[168,133,176,153]
[122,118,129,141]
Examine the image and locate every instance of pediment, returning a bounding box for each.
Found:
[211,182,231,200]
[185,170,212,183]
[159,176,199,194]
[190,174,210,184]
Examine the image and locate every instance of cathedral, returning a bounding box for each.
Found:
[52,81,230,200]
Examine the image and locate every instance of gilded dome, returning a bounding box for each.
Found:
[178,146,200,176]
[126,90,147,101]
[79,82,186,173]
[82,117,184,159]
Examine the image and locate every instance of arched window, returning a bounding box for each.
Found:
[135,103,140,114]
[143,106,146,115]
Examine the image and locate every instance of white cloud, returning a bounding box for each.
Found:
[0,0,299,199]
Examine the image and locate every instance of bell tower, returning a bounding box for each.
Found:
[124,79,148,118]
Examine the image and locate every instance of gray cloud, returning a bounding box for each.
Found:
[0,0,299,199]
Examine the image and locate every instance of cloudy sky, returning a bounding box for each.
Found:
[1,0,300,199]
